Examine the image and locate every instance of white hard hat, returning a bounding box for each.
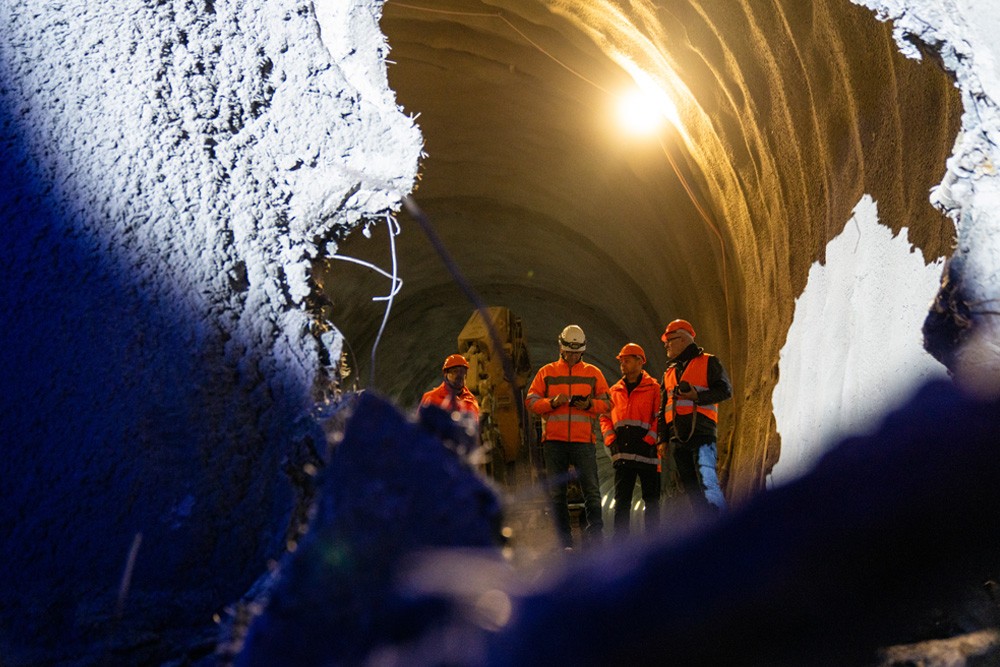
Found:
[558,325,586,352]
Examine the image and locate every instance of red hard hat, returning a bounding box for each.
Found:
[442,353,470,371]
[661,319,696,342]
[616,343,646,363]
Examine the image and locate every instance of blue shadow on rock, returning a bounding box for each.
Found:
[239,381,1000,666]
[0,63,310,664]
[238,391,503,665]
[487,380,1000,666]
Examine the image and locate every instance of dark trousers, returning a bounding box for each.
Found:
[613,464,661,536]
[673,440,726,512]
[543,440,603,547]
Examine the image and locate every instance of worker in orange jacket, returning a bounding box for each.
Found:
[526,325,610,549]
[420,354,480,450]
[600,343,662,537]
[657,319,732,514]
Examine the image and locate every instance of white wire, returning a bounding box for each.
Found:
[325,254,404,300]
[326,213,402,387]
[369,214,401,384]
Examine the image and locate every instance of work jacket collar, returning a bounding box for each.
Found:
[557,356,585,371]
[618,369,656,389]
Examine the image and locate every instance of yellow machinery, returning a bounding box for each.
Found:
[457,307,533,485]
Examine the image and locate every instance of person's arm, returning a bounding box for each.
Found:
[647,379,662,444]
[419,387,437,409]
[599,411,615,446]
[526,367,566,414]
[656,380,670,443]
[588,369,611,415]
[525,370,548,415]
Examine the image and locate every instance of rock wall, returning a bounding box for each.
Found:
[0,0,419,661]
[853,0,1000,397]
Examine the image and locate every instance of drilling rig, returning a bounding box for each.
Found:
[457,307,536,486]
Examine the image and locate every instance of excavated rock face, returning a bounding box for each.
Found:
[322,0,961,500]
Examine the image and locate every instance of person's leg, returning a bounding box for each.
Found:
[673,442,711,513]
[613,466,637,537]
[570,441,604,544]
[543,441,573,547]
[638,465,662,532]
[696,441,726,512]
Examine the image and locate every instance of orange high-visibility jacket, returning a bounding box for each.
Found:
[600,371,661,446]
[600,371,661,469]
[420,383,480,419]
[662,354,719,424]
[526,358,610,444]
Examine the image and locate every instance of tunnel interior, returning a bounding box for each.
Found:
[319,0,961,501]
[0,2,985,662]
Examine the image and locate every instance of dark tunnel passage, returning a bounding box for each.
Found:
[319,0,962,501]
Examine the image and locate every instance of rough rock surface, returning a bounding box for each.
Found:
[854,0,1000,398]
[236,393,502,666]
[0,0,419,662]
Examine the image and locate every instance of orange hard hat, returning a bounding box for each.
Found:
[660,319,696,342]
[616,343,646,363]
[442,353,470,371]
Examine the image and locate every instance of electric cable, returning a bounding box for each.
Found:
[327,213,403,387]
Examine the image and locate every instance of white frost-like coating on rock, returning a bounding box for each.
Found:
[853,0,1000,395]
[0,0,422,649]
[771,196,947,485]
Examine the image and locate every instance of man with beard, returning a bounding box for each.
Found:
[601,343,662,537]
[657,319,732,514]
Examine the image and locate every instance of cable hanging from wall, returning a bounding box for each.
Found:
[326,212,403,387]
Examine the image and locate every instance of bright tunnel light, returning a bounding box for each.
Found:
[617,88,665,135]
[615,80,681,137]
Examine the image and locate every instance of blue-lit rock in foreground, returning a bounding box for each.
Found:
[237,392,502,665]
[239,381,1000,666]
[488,380,1000,666]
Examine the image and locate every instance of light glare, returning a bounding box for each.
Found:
[617,89,663,135]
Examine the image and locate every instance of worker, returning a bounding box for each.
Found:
[600,343,662,537]
[657,319,732,514]
[526,325,610,549]
[420,353,480,449]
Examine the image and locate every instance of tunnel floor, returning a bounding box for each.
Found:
[497,445,705,566]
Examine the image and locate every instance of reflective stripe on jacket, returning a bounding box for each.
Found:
[662,354,719,424]
[526,358,610,444]
[600,371,661,468]
[600,371,660,445]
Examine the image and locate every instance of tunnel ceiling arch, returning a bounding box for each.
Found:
[320,0,961,500]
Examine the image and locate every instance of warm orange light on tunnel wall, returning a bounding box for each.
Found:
[613,64,681,138]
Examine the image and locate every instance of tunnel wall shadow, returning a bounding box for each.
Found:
[0,42,310,667]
